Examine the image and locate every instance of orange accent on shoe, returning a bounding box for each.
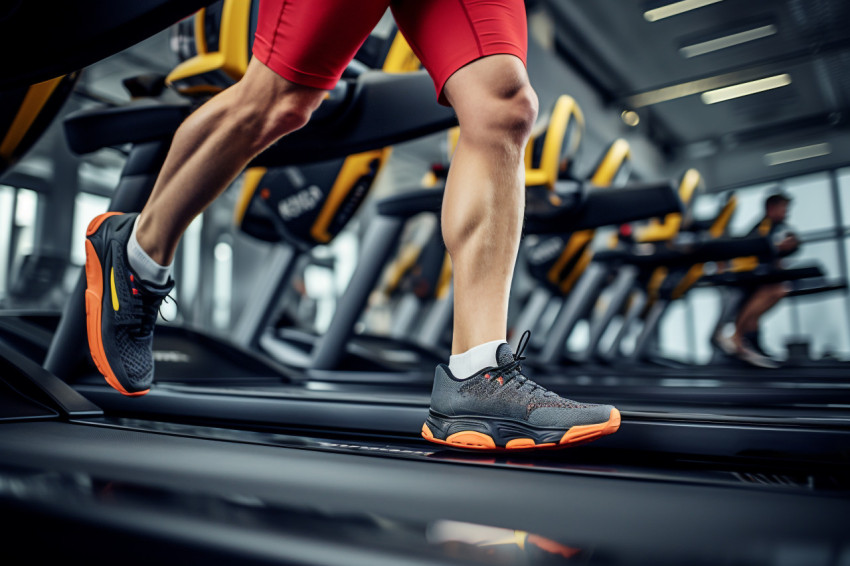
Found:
[86,211,123,236]
[84,224,149,397]
[421,423,434,440]
[496,376,504,385]
[505,438,557,450]
[526,535,582,559]
[421,408,621,451]
[445,431,496,449]
[559,408,620,446]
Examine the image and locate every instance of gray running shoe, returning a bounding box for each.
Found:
[85,212,174,395]
[422,332,620,451]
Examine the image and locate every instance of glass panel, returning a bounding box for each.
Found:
[782,172,834,234]
[688,288,722,364]
[178,215,204,316]
[759,301,795,360]
[729,173,834,236]
[659,300,691,362]
[787,239,842,278]
[71,193,110,266]
[838,167,850,228]
[0,186,14,300]
[689,192,722,226]
[794,294,850,360]
[726,183,782,235]
[13,188,39,259]
[213,240,233,330]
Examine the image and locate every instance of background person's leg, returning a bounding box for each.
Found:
[735,283,789,341]
[725,283,788,368]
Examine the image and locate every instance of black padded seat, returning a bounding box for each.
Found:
[375,180,681,233]
[0,74,79,175]
[523,181,681,234]
[591,235,775,270]
[789,278,848,297]
[63,102,192,155]
[1,0,213,89]
[703,264,824,287]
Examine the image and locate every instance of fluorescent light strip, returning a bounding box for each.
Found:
[680,25,778,58]
[627,69,757,108]
[644,0,724,22]
[764,143,831,166]
[701,74,791,104]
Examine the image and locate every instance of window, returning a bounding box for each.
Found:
[213,239,233,330]
[726,182,782,235]
[71,193,110,266]
[788,239,842,278]
[838,168,850,229]
[0,186,14,299]
[782,172,834,234]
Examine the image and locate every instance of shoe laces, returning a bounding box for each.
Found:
[492,330,551,395]
[118,275,176,338]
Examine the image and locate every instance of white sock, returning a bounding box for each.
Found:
[126,216,173,286]
[448,340,506,379]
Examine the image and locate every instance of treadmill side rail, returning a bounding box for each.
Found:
[0,342,102,417]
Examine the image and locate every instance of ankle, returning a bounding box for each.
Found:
[135,214,176,266]
[127,215,173,286]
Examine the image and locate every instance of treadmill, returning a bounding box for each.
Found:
[0,4,848,561]
[2,343,849,564]
[1,65,847,468]
[3,87,843,467]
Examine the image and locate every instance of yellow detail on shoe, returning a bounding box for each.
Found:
[110,268,120,311]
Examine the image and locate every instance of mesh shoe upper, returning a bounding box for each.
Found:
[429,337,613,428]
[88,212,173,392]
[109,242,173,389]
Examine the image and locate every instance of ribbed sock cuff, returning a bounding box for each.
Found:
[448,339,506,380]
[126,216,173,286]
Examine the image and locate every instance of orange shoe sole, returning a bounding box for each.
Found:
[84,212,148,397]
[421,408,621,451]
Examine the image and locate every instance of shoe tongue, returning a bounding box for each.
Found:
[495,343,514,366]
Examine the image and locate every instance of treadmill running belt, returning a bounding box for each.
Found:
[0,419,847,565]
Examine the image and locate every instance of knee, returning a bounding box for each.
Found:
[504,83,539,144]
[246,98,318,152]
[772,284,790,301]
[264,100,316,139]
[758,283,787,303]
[462,82,539,152]
[227,83,324,154]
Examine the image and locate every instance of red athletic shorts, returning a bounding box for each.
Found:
[252,0,527,104]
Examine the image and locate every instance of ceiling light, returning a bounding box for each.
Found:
[626,69,754,108]
[701,74,791,104]
[680,24,778,58]
[764,143,831,166]
[644,0,724,22]
[621,110,640,127]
